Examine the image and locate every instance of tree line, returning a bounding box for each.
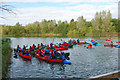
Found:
[2,10,119,37]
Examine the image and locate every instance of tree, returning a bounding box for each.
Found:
[0,2,16,18]
[101,10,114,32]
[91,12,102,33]
[76,16,87,36]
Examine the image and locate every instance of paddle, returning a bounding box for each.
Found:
[62,52,70,57]
[13,49,18,58]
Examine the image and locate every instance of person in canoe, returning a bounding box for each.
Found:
[61,39,63,43]
[110,41,113,46]
[23,45,26,50]
[57,52,65,59]
[29,46,32,51]
[87,43,92,48]
[53,44,58,48]
[37,44,40,48]
[36,48,42,56]
[59,43,63,48]
[31,44,36,51]
[50,51,56,59]
[77,39,80,43]
[40,43,44,47]
[25,49,30,56]
[50,43,53,49]
[73,40,76,43]
[54,50,59,56]
[21,49,26,55]
[45,47,49,54]
[89,44,92,46]
[68,39,72,44]
[17,45,20,52]
[63,41,66,44]
[93,42,98,46]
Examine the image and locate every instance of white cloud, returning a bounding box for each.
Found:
[0,1,118,25]
[0,0,118,3]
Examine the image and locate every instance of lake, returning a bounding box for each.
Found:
[7,37,119,78]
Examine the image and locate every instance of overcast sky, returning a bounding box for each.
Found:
[0,0,119,26]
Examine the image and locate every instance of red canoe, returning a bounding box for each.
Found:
[35,54,63,63]
[87,46,92,48]
[76,42,84,45]
[104,45,118,47]
[116,41,120,43]
[18,52,31,60]
[91,40,95,42]
[62,43,69,46]
[42,46,68,51]
[56,46,68,51]
[106,39,111,41]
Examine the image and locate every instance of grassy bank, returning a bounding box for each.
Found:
[2,33,62,37]
[2,32,120,37]
[2,38,12,79]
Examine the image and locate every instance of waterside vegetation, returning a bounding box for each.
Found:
[1,10,119,37]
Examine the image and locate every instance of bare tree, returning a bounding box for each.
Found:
[0,2,16,19]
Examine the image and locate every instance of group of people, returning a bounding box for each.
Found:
[16,43,65,59]
[16,45,30,56]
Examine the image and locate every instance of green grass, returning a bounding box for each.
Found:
[1,38,12,79]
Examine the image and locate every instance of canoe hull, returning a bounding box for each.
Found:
[35,54,63,63]
[76,42,84,45]
[56,46,68,51]
[106,40,111,41]
[87,46,92,48]
[116,41,120,43]
[115,46,120,48]
[104,45,118,47]
[18,52,31,60]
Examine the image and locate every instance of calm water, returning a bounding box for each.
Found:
[7,37,119,78]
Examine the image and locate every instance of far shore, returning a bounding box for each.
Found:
[2,35,120,39]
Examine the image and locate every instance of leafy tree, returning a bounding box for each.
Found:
[101,10,114,32]
[76,16,87,36]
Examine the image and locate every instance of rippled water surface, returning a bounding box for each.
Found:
[8,37,119,78]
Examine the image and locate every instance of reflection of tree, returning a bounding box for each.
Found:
[0,2,16,19]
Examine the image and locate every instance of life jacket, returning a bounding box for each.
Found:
[38,52,40,56]
[41,44,44,47]
[59,45,63,48]
[19,48,22,51]
[32,46,34,49]
[52,53,54,57]
[29,48,31,51]
[47,46,49,49]
[37,45,39,48]
[55,45,58,47]
[45,49,49,53]
[23,50,25,53]
[37,49,39,52]
[17,47,20,50]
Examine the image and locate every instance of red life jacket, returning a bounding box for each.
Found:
[38,52,40,55]
[32,46,34,49]
[47,46,49,49]
[52,53,54,57]
[29,48,31,51]
[59,45,63,48]
[37,49,39,52]
[37,45,39,48]
[23,50,25,53]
